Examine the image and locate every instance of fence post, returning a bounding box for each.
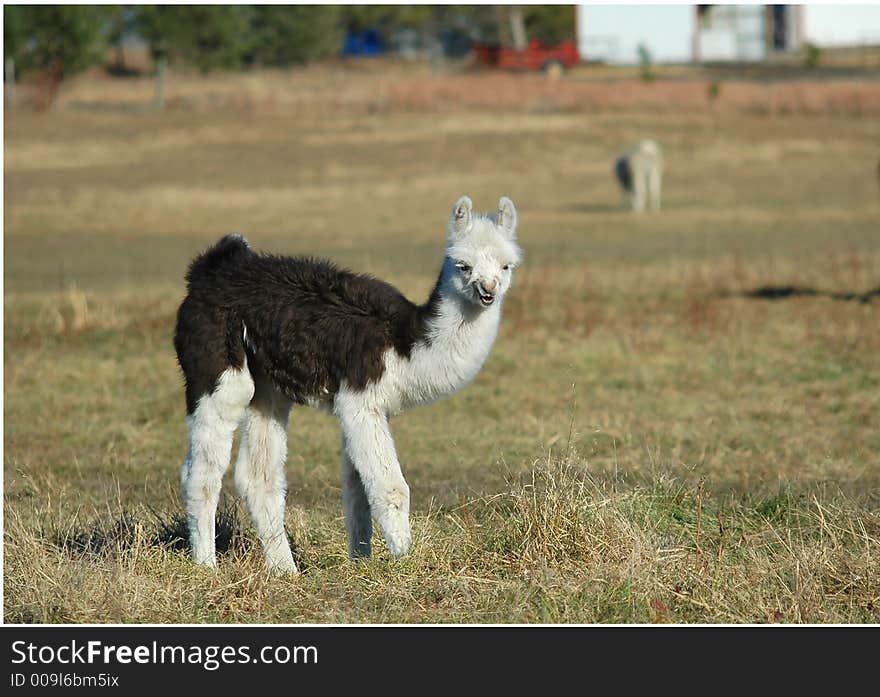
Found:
[154,54,167,111]
[4,56,14,105]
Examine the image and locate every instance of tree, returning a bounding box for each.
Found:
[136,5,249,74]
[246,5,343,67]
[509,7,527,50]
[522,6,576,45]
[20,5,108,74]
[3,5,28,65]
[6,5,109,106]
[134,5,249,109]
[132,6,175,109]
[104,5,140,75]
[3,5,28,102]
[492,6,576,47]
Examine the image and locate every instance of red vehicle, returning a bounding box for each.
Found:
[471,38,580,72]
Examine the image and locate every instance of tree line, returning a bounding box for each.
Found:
[3,5,574,80]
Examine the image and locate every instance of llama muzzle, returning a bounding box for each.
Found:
[475,280,497,306]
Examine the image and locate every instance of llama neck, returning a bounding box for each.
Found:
[386,259,502,413]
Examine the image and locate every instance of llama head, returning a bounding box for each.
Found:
[444,195,522,309]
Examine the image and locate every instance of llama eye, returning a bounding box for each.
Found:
[502,265,510,271]
[456,262,471,273]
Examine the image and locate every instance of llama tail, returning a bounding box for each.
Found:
[184,234,252,288]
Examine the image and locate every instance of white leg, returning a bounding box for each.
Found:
[342,436,373,559]
[181,365,254,567]
[649,167,662,211]
[632,173,646,213]
[336,398,411,558]
[234,377,297,574]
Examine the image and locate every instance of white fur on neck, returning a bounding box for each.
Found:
[394,291,501,414]
[338,268,502,417]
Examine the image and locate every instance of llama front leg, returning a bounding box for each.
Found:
[648,166,662,211]
[234,388,297,574]
[631,173,646,213]
[338,406,411,558]
[342,436,373,559]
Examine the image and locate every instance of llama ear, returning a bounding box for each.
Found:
[449,195,473,238]
[497,196,517,239]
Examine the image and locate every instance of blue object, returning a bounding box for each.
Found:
[343,29,383,57]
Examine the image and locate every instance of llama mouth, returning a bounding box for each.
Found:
[475,288,496,306]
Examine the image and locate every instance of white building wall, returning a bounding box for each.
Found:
[699,5,766,62]
[802,4,880,47]
[576,4,880,66]
[576,4,696,65]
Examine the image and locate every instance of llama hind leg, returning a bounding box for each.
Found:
[342,437,373,559]
[234,380,297,574]
[181,365,254,567]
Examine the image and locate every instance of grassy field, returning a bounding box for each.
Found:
[4,65,880,623]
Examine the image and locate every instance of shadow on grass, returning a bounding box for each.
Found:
[48,496,303,563]
[53,497,249,558]
[726,284,880,304]
[563,203,627,214]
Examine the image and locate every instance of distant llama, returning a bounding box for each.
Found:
[174,196,522,573]
[615,139,664,212]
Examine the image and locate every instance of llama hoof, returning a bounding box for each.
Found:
[265,548,299,576]
[192,557,218,569]
[386,533,412,558]
[190,539,218,568]
[267,559,299,576]
[348,542,372,561]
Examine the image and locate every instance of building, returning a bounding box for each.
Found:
[576,4,880,65]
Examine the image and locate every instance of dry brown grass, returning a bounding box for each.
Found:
[11,59,880,118]
[5,454,878,623]
[4,63,879,623]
